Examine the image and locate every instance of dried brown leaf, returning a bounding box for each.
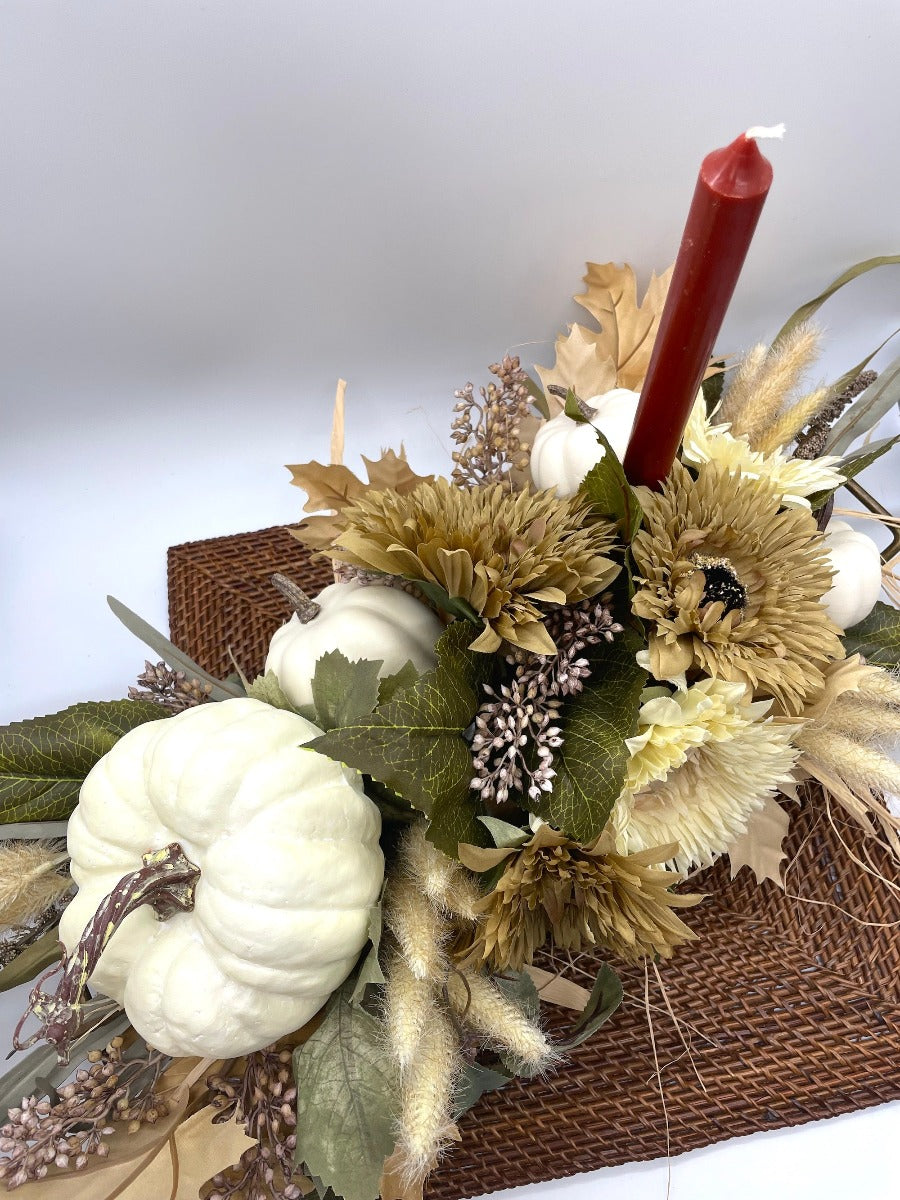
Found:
[727,796,791,888]
[574,262,674,390]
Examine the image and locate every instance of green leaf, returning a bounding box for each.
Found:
[412,580,482,623]
[350,898,385,1006]
[377,660,420,705]
[495,970,543,1077]
[818,327,900,417]
[774,255,900,344]
[246,670,302,713]
[477,815,530,848]
[579,431,643,541]
[107,595,243,701]
[564,388,589,423]
[309,624,492,856]
[842,601,900,667]
[823,353,900,454]
[530,631,646,842]
[0,701,168,824]
[0,927,62,993]
[454,1061,513,1117]
[556,963,623,1051]
[524,372,551,419]
[806,435,900,511]
[311,652,383,732]
[293,992,399,1200]
[0,821,69,840]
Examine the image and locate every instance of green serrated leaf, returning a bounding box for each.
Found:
[477,815,530,849]
[579,432,642,541]
[350,897,385,1006]
[823,354,900,455]
[293,992,399,1200]
[412,579,482,623]
[564,389,589,423]
[774,255,900,344]
[530,631,646,842]
[311,652,383,732]
[246,670,301,713]
[107,595,243,701]
[454,1061,513,1117]
[377,660,420,706]
[842,601,900,667]
[0,927,62,993]
[0,701,168,825]
[308,624,492,856]
[556,962,623,1050]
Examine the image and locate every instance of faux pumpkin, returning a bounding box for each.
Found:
[265,579,443,708]
[821,518,883,631]
[530,388,641,497]
[59,697,383,1058]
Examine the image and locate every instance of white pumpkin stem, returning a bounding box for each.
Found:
[13,842,201,1064]
[271,573,321,623]
[546,384,596,421]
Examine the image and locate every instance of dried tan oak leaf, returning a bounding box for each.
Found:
[288,448,433,553]
[535,262,673,406]
[727,795,791,888]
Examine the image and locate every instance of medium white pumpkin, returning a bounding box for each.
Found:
[530,388,641,497]
[821,519,883,631]
[265,580,443,709]
[60,697,383,1058]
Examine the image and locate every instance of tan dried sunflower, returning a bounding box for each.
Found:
[631,460,844,715]
[331,478,620,654]
[457,823,701,971]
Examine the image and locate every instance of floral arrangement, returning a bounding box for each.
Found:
[1,131,899,1200]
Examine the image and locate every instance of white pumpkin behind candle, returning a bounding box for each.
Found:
[821,519,883,631]
[530,388,640,497]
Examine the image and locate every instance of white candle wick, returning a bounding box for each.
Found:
[745,123,786,141]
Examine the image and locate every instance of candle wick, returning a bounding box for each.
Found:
[745,122,786,141]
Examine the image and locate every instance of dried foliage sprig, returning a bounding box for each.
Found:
[205,1048,303,1200]
[471,597,623,806]
[451,355,534,489]
[794,370,878,459]
[128,660,213,712]
[0,1035,168,1190]
[0,842,71,929]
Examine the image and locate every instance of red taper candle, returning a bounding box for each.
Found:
[622,125,782,488]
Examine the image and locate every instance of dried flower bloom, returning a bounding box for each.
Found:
[631,461,844,714]
[471,598,622,805]
[451,355,534,488]
[332,478,620,654]
[460,823,701,972]
[612,679,801,872]
[128,660,213,712]
[681,396,844,509]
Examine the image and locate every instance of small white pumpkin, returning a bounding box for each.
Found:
[60,697,383,1058]
[821,519,883,631]
[265,580,443,709]
[530,388,641,497]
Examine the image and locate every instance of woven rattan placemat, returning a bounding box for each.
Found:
[168,526,900,1198]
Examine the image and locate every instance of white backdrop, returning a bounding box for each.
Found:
[2,2,900,1196]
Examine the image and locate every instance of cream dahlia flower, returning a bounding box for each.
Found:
[681,396,844,509]
[613,679,800,872]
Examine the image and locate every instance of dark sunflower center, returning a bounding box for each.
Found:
[693,555,747,616]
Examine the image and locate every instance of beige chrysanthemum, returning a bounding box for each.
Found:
[681,396,845,509]
[459,823,701,971]
[631,461,844,714]
[612,680,800,872]
[332,478,619,653]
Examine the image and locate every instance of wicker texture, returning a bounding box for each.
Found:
[168,526,900,1198]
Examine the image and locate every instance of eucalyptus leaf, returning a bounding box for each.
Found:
[842,601,900,668]
[0,1002,129,1117]
[823,353,900,454]
[293,992,399,1200]
[107,595,243,701]
[774,255,900,344]
[0,927,62,993]
[311,652,383,732]
[308,624,493,856]
[377,660,420,705]
[0,700,168,824]
[477,815,530,849]
[556,962,623,1050]
[579,431,642,541]
[806,435,900,510]
[454,1061,513,1118]
[819,327,900,414]
[0,821,69,840]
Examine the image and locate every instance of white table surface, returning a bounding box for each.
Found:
[3,1,900,1195]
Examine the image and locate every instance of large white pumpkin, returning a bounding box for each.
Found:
[60,698,383,1058]
[821,518,883,631]
[530,388,641,497]
[265,580,443,709]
